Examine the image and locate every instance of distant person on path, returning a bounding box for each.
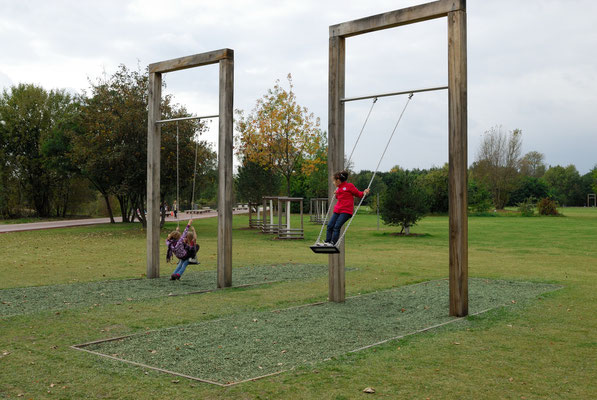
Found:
[173,200,178,218]
[323,170,370,246]
[165,218,200,280]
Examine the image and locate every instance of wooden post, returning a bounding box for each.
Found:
[328,34,346,302]
[217,55,234,288]
[146,72,162,279]
[448,9,468,317]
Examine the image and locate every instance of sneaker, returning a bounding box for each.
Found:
[315,242,325,247]
[324,242,334,247]
[170,274,176,280]
[175,274,181,280]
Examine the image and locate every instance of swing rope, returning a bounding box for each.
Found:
[176,121,180,229]
[314,97,378,244]
[315,93,414,247]
[191,131,199,209]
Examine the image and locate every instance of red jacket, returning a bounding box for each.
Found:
[333,182,364,215]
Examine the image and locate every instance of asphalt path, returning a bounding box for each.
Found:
[0,210,247,233]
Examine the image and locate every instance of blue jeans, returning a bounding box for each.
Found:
[326,212,352,245]
[173,259,190,276]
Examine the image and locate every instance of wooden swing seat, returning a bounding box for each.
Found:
[310,245,340,254]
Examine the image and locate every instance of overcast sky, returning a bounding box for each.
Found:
[1,0,596,174]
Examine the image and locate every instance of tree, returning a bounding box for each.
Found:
[235,159,281,204]
[158,98,215,216]
[472,126,522,209]
[0,84,80,217]
[543,165,583,206]
[76,65,215,226]
[508,176,549,206]
[520,151,546,178]
[592,165,597,195]
[468,175,493,213]
[418,164,449,213]
[235,74,325,195]
[303,145,329,201]
[350,169,385,210]
[379,169,429,234]
[76,65,147,223]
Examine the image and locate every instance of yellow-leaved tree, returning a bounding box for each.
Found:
[235,74,326,195]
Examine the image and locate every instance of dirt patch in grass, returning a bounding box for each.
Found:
[0,264,327,317]
[78,278,560,385]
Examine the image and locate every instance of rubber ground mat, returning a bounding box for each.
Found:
[0,264,327,317]
[73,278,560,386]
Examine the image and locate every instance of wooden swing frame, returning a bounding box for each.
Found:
[328,0,468,317]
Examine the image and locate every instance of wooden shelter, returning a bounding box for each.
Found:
[309,198,329,224]
[277,197,304,239]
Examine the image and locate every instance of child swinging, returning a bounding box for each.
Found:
[166,218,200,280]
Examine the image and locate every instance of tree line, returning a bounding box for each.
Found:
[2,67,595,227]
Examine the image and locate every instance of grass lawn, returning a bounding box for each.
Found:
[1,208,596,399]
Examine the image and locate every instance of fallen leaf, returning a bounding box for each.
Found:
[511,300,516,304]
[363,387,375,393]
[453,342,461,345]
[171,380,180,384]
[509,377,514,382]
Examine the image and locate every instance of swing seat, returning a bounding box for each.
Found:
[310,244,340,254]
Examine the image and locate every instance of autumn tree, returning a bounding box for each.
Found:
[471,126,522,209]
[235,74,325,195]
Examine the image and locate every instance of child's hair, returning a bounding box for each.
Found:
[185,227,196,244]
[334,170,349,182]
[167,230,181,241]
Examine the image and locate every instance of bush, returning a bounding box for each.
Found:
[517,197,536,217]
[537,198,558,215]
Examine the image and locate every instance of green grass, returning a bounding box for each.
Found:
[1,208,596,399]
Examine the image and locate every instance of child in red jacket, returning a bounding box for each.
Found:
[324,170,370,246]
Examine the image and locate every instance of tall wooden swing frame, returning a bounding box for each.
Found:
[146,49,234,288]
[328,0,468,316]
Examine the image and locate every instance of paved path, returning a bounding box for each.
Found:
[0,211,247,233]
